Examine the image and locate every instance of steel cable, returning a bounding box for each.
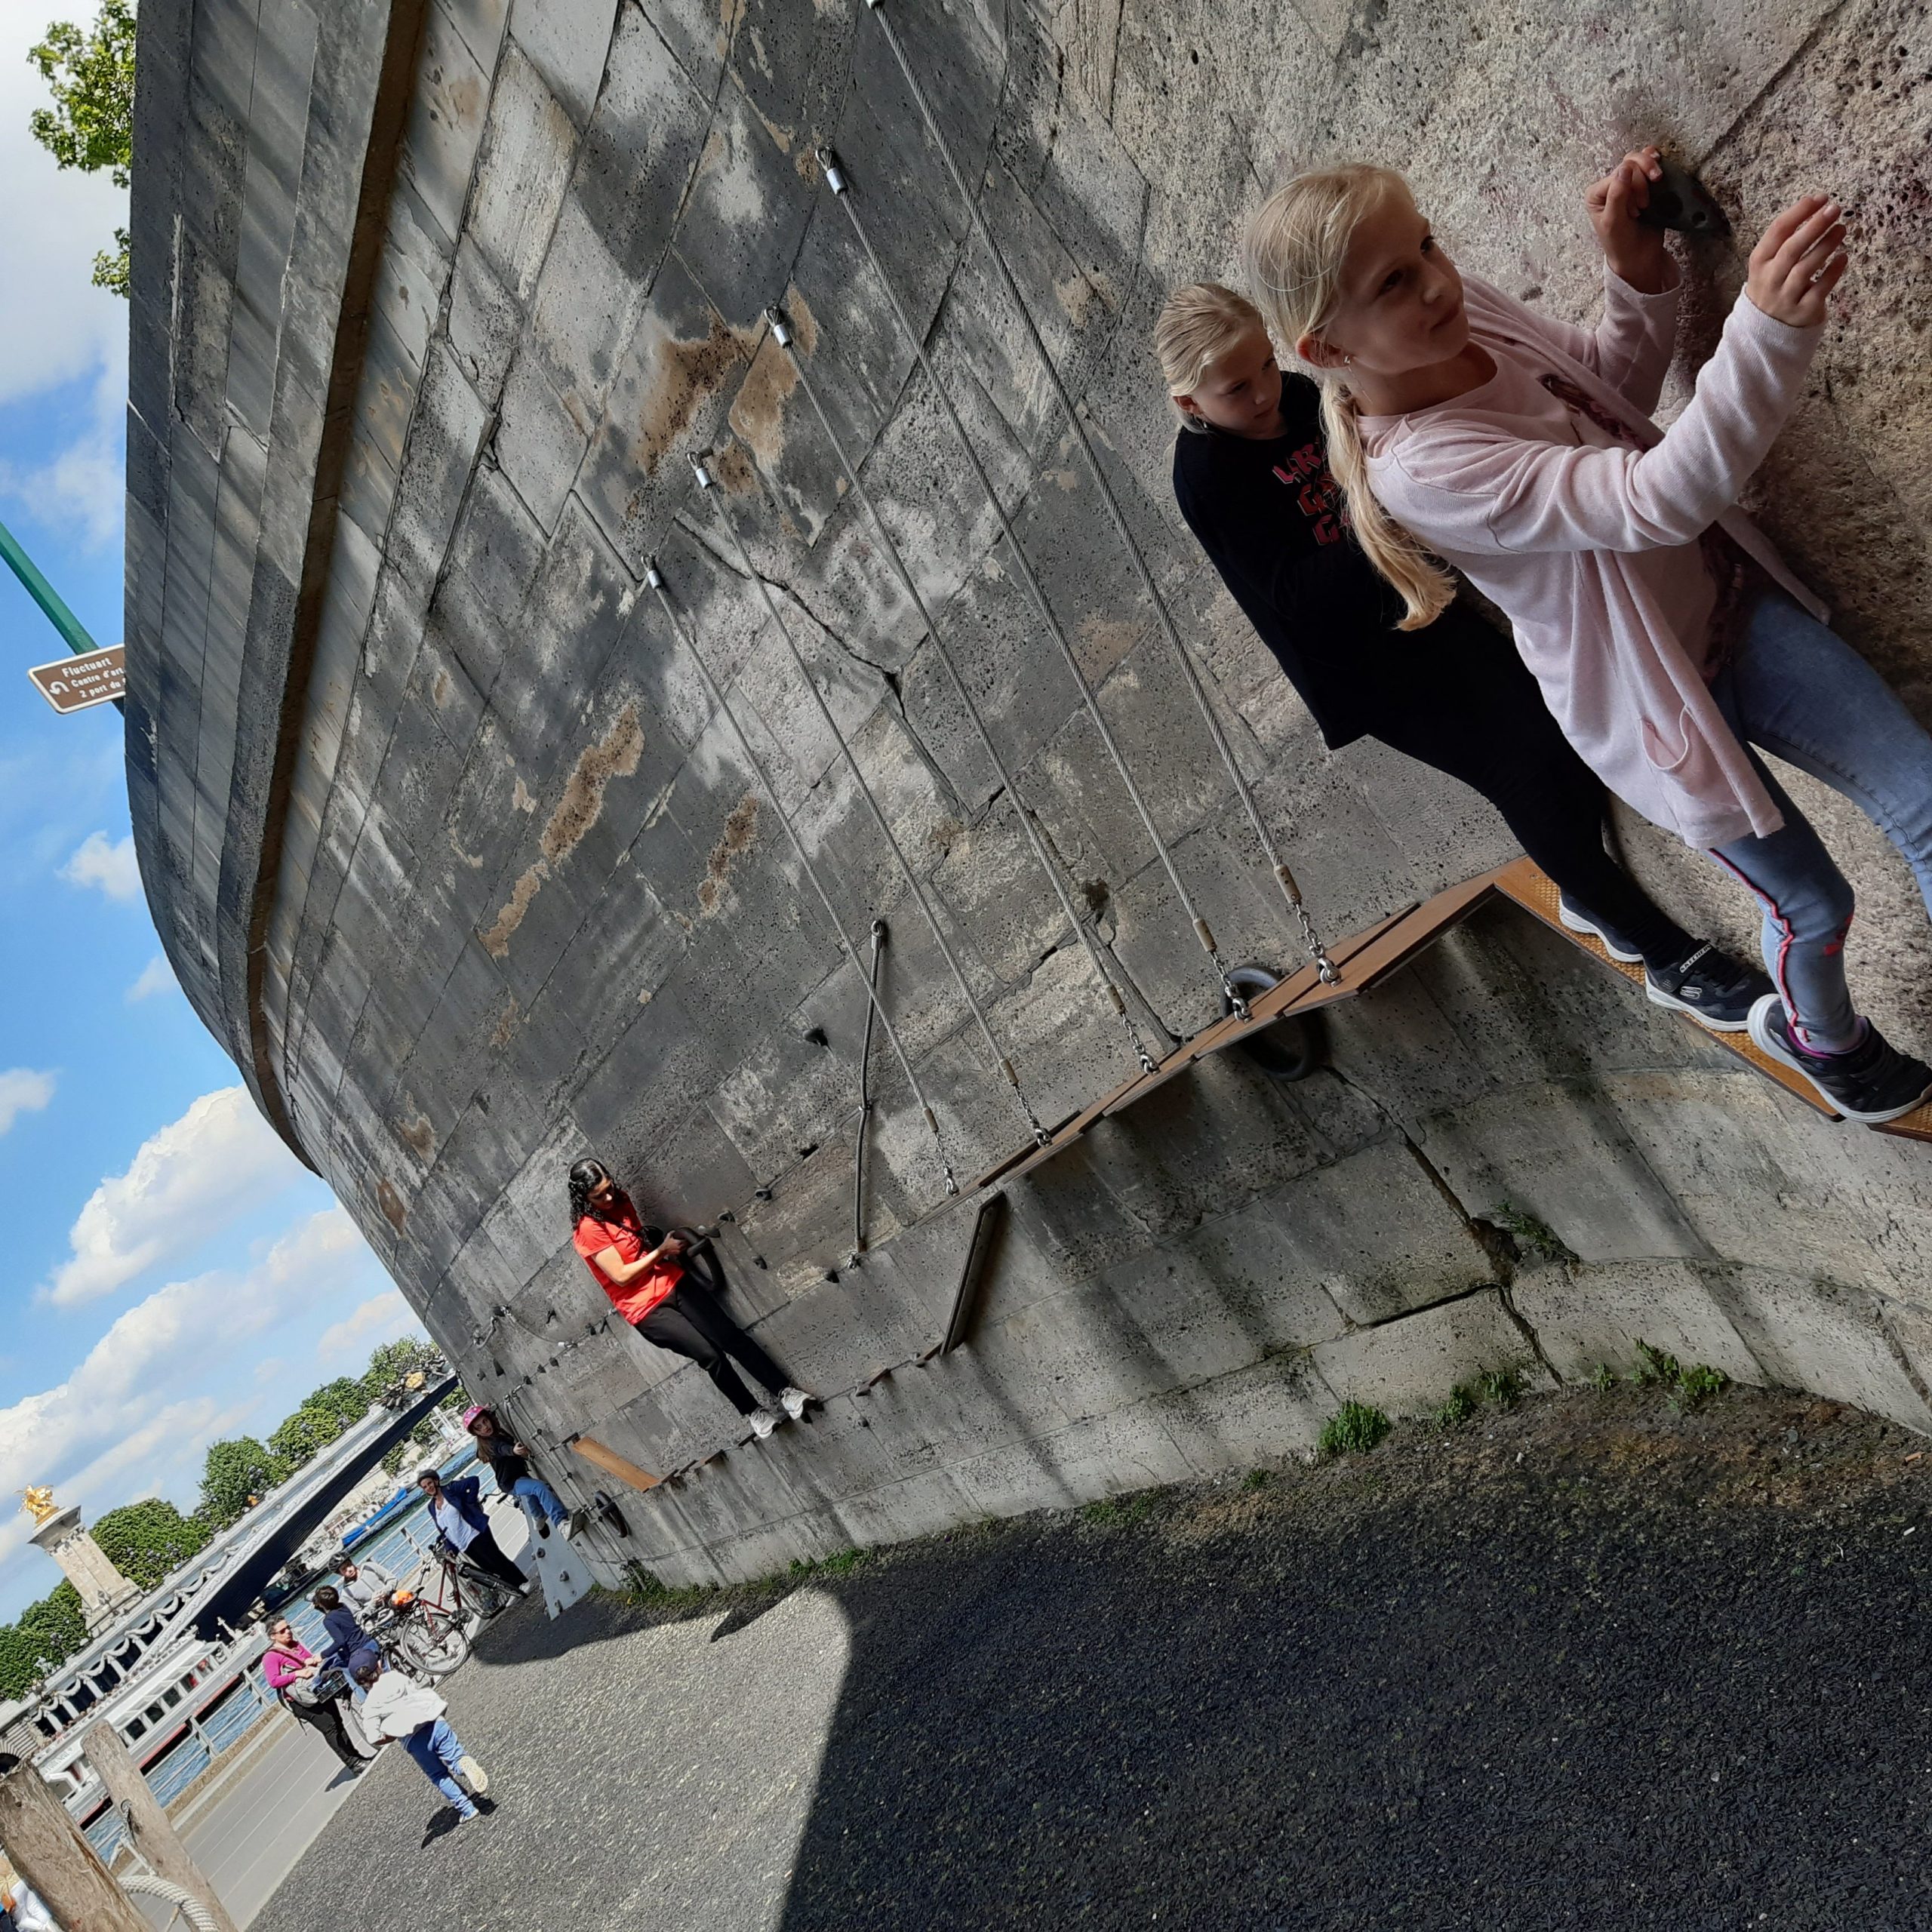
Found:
[693,453,1053,1144]
[858,0,1342,988]
[646,557,960,1195]
[820,149,1261,1020]
[765,304,1163,1075]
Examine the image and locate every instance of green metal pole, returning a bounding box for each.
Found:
[0,514,98,656]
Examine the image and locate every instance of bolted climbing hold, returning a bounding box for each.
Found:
[1635,153,1730,237]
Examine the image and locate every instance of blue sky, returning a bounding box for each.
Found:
[0,7,423,1620]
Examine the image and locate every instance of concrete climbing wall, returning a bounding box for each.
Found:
[126,0,1932,1583]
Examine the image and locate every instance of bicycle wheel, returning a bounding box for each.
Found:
[395,1611,469,1680]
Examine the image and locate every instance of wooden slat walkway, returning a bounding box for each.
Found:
[970,856,1930,1196]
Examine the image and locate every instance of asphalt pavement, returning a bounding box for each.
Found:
[242,1386,1932,1930]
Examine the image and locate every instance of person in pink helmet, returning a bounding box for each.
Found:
[463,1404,574,1537]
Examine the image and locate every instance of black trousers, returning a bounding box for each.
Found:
[1373,654,1694,969]
[461,1523,528,1592]
[635,1281,789,1417]
[288,1693,361,1767]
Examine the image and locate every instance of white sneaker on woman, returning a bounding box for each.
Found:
[749,1407,780,1439]
[778,1386,813,1421]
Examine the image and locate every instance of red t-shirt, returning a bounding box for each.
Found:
[573,1199,682,1324]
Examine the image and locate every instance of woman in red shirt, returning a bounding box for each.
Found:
[569,1159,811,1439]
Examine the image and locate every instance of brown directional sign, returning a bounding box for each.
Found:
[28,645,124,714]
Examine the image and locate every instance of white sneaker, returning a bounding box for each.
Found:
[749,1406,780,1439]
[456,1754,488,1794]
[778,1386,812,1421]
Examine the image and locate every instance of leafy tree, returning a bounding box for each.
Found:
[360,1337,445,1405]
[196,1436,287,1529]
[26,0,135,295]
[268,1377,371,1467]
[0,1583,88,1700]
[91,1499,211,1592]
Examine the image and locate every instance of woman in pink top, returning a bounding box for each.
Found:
[262,1616,365,1773]
[1244,152,1932,1123]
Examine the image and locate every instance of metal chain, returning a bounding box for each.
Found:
[692,455,1054,1145]
[821,149,1259,1023]
[647,557,960,1195]
[764,305,1162,1075]
[859,0,1342,988]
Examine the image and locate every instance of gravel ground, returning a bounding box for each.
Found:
[251,1383,1932,1931]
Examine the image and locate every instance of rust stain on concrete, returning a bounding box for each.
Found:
[481,861,548,958]
[491,998,520,1048]
[481,706,645,957]
[632,308,751,477]
[729,342,799,475]
[512,777,537,814]
[375,1178,408,1234]
[541,703,645,863]
[697,792,760,916]
[397,1103,435,1161]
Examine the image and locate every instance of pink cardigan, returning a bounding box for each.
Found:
[263,1641,315,1692]
[1361,268,1826,848]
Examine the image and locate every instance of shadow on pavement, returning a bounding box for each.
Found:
[764,1405,1932,1930]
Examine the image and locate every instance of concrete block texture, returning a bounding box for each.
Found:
[131,0,1932,1587]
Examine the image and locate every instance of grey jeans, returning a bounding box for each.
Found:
[1706,590,1932,1051]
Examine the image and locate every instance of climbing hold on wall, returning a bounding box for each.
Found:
[1635,154,1730,236]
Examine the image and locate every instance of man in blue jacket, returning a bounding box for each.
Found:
[417,1467,529,1598]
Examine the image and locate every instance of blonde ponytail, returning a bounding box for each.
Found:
[1245,165,1456,631]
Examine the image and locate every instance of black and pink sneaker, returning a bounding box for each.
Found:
[1747,995,1932,1124]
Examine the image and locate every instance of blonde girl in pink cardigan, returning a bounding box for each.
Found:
[1244,154,1932,1124]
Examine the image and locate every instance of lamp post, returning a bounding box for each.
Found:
[0,514,99,655]
[2,512,125,714]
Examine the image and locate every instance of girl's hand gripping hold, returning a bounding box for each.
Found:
[1746,194,1849,328]
[1586,146,1672,293]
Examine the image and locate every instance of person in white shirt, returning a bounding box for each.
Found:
[417,1468,528,1597]
[350,1660,491,1826]
[0,1855,59,1932]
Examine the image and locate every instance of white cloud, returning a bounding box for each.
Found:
[125,955,179,1004]
[0,1208,389,1585]
[61,829,140,901]
[0,340,130,555]
[44,1086,306,1307]
[0,1068,56,1136]
[318,1291,423,1360]
[0,10,128,411]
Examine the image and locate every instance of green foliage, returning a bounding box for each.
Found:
[361,1337,446,1405]
[1435,1383,1481,1429]
[1489,1204,1580,1266]
[197,1435,288,1529]
[1478,1365,1528,1411]
[1242,1468,1272,1491]
[1630,1341,1729,1409]
[789,1547,871,1577]
[1591,1362,1617,1392]
[268,1377,370,1467]
[26,0,135,294]
[91,1498,211,1591]
[0,1583,88,1700]
[1080,1494,1153,1529]
[1319,1400,1392,1459]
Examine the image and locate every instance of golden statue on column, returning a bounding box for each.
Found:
[20,1486,57,1526]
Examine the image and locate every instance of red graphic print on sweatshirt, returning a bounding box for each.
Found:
[1272,441,1349,546]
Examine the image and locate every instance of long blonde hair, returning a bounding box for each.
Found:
[1244,165,1455,630]
[1152,283,1267,432]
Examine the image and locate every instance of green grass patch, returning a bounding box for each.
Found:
[1434,1383,1480,1429]
[1489,1204,1580,1266]
[1081,1492,1155,1528]
[1242,1468,1272,1491]
[789,1547,870,1577]
[1629,1340,1729,1408]
[1320,1400,1392,1459]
